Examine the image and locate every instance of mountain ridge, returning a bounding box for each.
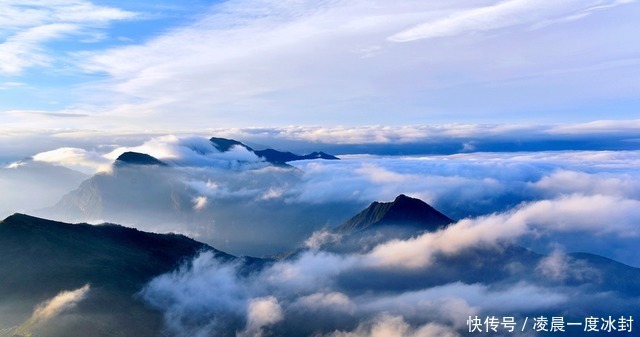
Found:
[209,136,339,164]
[0,213,242,337]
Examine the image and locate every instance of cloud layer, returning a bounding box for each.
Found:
[2,0,637,129]
[18,133,640,260]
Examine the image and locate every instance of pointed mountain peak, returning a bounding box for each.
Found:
[209,137,254,153]
[115,152,168,166]
[394,194,412,202]
[308,151,339,160]
[336,194,453,234]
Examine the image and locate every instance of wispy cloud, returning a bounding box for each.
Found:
[32,147,112,173]
[325,314,459,337]
[9,284,91,336]
[0,0,135,75]
[63,0,639,128]
[366,194,640,269]
[30,284,90,323]
[388,0,632,42]
[0,23,78,75]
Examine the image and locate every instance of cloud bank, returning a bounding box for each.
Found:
[18,132,640,259]
[366,194,640,269]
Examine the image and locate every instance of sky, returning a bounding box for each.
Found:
[1,0,639,133]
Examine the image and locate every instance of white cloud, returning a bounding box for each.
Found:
[7,285,90,337]
[105,135,267,169]
[536,250,600,282]
[0,0,135,75]
[5,161,26,169]
[388,0,632,42]
[0,0,135,28]
[327,314,459,337]
[140,252,248,337]
[206,122,640,145]
[32,146,111,173]
[259,187,285,201]
[62,0,639,128]
[366,194,640,269]
[30,284,90,323]
[294,292,356,314]
[261,251,358,293]
[30,135,270,174]
[533,170,640,199]
[192,196,208,211]
[0,23,78,75]
[304,230,343,250]
[240,296,284,337]
[361,282,565,315]
[547,120,640,135]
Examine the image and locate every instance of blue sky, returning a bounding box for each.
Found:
[1,0,639,132]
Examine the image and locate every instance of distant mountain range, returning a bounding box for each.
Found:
[209,136,339,164]
[114,137,339,168]
[40,136,349,256]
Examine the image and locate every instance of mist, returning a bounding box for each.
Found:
[2,134,637,260]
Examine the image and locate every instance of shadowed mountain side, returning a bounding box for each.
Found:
[0,213,237,337]
[48,164,187,225]
[0,161,88,219]
[336,194,453,234]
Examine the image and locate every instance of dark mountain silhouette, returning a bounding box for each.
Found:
[275,195,454,258]
[254,149,339,164]
[0,213,236,337]
[336,194,453,234]
[209,136,339,164]
[115,151,167,166]
[210,137,255,152]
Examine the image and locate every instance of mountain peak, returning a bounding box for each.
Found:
[394,194,411,202]
[336,194,453,234]
[115,152,167,166]
[307,151,339,160]
[209,137,254,153]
